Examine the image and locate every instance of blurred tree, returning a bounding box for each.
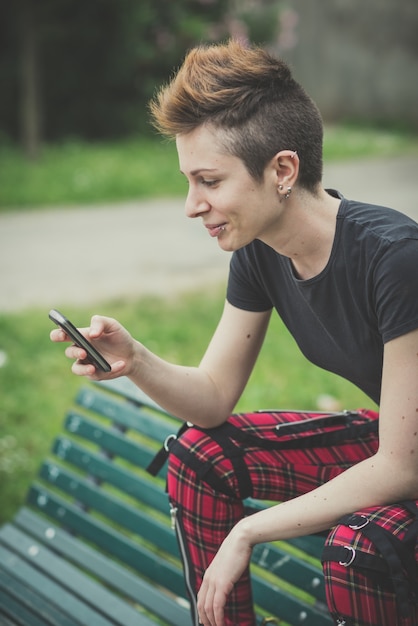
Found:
[228,0,282,44]
[0,0,284,155]
[19,0,42,160]
[0,0,228,149]
[0,2,20,147]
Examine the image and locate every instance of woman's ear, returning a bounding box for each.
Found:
[269,150,299,202]
[272,150,299,188]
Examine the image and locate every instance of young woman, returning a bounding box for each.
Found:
[51,41,418,626]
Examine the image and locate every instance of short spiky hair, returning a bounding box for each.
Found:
[150,40,323,191]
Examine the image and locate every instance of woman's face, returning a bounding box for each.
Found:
[176,125,282,252]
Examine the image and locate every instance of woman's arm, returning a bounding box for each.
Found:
[51,301,271,428]
[197,327,418,626]
[129,301,271,426]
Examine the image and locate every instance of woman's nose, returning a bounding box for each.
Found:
[185,186,210,218]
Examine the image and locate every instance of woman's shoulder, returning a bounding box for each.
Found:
[337,196,418,243]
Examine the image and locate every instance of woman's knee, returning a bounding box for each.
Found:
[322,503,418,626]
[322,521,376,625]
[166,423,243,500]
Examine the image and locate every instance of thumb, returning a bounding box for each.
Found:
[89,315,108,339]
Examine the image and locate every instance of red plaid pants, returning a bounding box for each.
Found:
[166,409,418,626]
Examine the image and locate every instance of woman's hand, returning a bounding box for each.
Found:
[50,315,135,379]
[197,522,253,626]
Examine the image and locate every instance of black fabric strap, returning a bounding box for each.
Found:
[147,411,378,481]
[322,545,388,574]
[200,424,253,499]
[167,438,239,498]
[271,411,350,435]
[147,420,254,497]
[217,414,378,452]
[146,422,190,476]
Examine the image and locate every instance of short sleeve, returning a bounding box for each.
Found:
[374,238,418,343]
[226,247,273,312]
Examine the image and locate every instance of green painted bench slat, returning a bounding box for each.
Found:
[0,611,25,626]
[284,534,326,560]
[38,461,179,557]
[52,435,158,501]
[0,524,161,626]
[0,612,19,626]
[53,437,169,514]
[13,507,190,626]
[76,386,178,440]
[0,567,79,626]
[251,543,326,602]
[0,527,157,626]
[0,586,54,626]
[26,484,188,599]
[252,577,330,626]
[64,411,159,469]
[0,542,120,626]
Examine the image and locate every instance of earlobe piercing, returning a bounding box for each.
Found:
[278,185,292,202]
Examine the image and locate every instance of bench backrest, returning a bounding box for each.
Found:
[23,378,331,625]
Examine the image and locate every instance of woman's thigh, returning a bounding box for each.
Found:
[168,409,379,503]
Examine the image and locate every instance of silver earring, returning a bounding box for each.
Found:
[284,186,292,200]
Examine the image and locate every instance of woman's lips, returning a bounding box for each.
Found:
[206,223,227,238]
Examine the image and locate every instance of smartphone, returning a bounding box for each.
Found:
[49,309,111,372]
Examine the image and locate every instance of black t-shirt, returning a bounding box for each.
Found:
[227,194,418,405]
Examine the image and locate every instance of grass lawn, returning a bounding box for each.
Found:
[1,125,418,211]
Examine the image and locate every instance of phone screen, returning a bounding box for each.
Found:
[49,309,111,372]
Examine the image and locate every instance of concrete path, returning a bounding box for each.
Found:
[0,155,417,313]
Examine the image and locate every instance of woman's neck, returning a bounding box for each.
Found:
[265,187,341,280]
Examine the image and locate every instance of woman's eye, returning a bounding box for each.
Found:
[201,179,219,187]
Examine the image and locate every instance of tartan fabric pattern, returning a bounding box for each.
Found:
[167,409,389,626]
[324,504,418,626]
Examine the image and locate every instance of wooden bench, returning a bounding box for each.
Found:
[0,377,332,626]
